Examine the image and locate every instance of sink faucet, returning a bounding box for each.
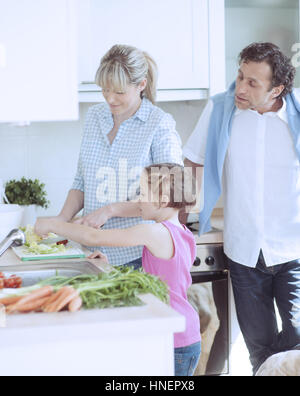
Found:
[0,229,26,257]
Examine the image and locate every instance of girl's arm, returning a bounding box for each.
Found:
[35,217,151,248]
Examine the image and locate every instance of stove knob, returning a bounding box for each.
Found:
[205,256,215,266]
[193,257,201,267]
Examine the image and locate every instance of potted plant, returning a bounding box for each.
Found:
[4,177,50,226]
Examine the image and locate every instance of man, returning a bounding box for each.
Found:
[183,42,300,375]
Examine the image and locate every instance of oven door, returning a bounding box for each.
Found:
[188,270,229,376]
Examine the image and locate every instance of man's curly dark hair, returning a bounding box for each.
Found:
[238,42,296,99]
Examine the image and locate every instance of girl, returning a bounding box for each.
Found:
[35,163,201,376]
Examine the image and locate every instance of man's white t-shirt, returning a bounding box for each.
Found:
[183,98,300,267]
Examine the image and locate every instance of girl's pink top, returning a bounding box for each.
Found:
[142,220,201,348]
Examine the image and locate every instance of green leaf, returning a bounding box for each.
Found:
[4,178,50,208]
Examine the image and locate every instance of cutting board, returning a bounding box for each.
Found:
[12,243,86,261]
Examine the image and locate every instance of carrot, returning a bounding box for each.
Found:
[41,288,65,310]
[14,286,53,309]
[5,304,17,314]
[14,296,50,313]
[44,287,79,313]
[68,296,82,312]
[42,286,72,312]
[0,296,22,306]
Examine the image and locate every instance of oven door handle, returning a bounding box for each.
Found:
[191,270,228,284]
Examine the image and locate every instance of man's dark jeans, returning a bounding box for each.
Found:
[228,251,300,375]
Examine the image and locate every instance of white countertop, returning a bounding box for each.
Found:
[0,248,185,376]
[0,248,184,339]
[1,293,184,340]
[193,214,224,245]
[0,244,112,269]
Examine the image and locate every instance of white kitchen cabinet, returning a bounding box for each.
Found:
[0,0,78,123]
[78,0,225,102]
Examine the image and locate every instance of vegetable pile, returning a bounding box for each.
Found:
[0,285,81,314]
[0,272,22,289]
[21,225,68,255]
[21,225,44,245]
[24,241,67,255]
[0,267,169,314]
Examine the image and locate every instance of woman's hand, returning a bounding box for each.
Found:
[34,217,57,238]
[73,206,112,229]
[34,215,67,238]
[88,250,108,263]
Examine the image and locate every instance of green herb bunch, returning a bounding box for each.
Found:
[36,266,170,309]
[5,177,50,209]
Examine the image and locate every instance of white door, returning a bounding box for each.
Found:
[0,0,78,122]
[78,0,209,90]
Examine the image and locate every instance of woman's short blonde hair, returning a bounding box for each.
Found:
[95,44,158,104]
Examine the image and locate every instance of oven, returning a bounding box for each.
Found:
[187,241,229,376]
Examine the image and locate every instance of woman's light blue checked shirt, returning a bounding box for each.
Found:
[72,98,183,266]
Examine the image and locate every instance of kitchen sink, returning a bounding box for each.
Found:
[0,261,102,287]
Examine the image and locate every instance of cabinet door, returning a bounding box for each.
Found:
[0,0,78,122]
[78,0,209,90]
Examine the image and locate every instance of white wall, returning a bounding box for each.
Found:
[225,6,300,87]
[0,100,207,217]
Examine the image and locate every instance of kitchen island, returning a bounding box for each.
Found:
[0,249,185,376]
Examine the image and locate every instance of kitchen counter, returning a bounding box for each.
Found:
[0,244,112,272]
[192,209,224,245]
[0,248,185,376]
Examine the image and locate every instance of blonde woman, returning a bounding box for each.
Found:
[51,45,183,268]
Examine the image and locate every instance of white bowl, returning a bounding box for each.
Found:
[0,204,24,242]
